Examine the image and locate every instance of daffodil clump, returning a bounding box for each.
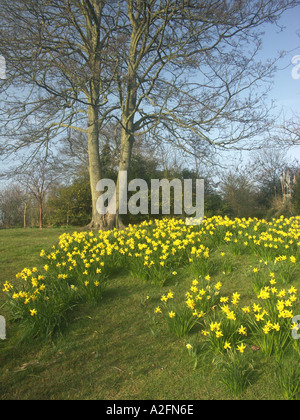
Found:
[2,215,300,343]
[2,231,112,337]
[156,275,224,338]
[155,274,299,356]
[153,270,299,397]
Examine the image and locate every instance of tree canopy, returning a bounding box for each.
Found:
[1,0,299,228]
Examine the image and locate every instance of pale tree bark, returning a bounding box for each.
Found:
[87,102,103,228]
[38,198,43,229]
[112,3,138,228]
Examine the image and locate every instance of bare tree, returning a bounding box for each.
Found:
[280,113,300,145]
[105,0,299,226]
[248,147,299,193]
[0,184,24,228]
[219,165,259,218]
[1,0,300,229]
[17,157,61,228]
[0,0,121,229]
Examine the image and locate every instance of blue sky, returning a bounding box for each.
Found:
[0,4,300,185]
[218,4,300,169]
[260,5,300,160]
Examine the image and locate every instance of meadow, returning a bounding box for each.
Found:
[0,216,299,400]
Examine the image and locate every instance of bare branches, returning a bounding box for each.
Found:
[279,113,300,145]
[0,0,120,162]
[112,0,300,161]
[1,0,300,227]
[1,1,299,158]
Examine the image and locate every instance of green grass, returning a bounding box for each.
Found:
[0,227,77,283]
[0,226,299,400]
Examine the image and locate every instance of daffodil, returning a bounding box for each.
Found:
[168,311,176,318]
[238,325,247,335]
[272,323,280,332]
[167,290,174,299]
[224,341,231,350]
[253,303,262,312]
[288,286,297,294]
[30,309,37,316]
[226,310,236,321]
[214,282,222,290]
[237,343,246,353]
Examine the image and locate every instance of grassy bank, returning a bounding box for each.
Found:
[0,219,299,400]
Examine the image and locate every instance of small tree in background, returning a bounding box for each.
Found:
[0,184,24,228]
[47,172,92,227]
[17,157,61,229]
[292,172,300,214]
[219,167,258,219]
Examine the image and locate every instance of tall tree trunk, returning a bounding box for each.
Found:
[39,200,43,229]
[114,118,135,229]
[87,101,103,230]
[23,200,27,229]
[113,16,138,229]
[86,95,119,230]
